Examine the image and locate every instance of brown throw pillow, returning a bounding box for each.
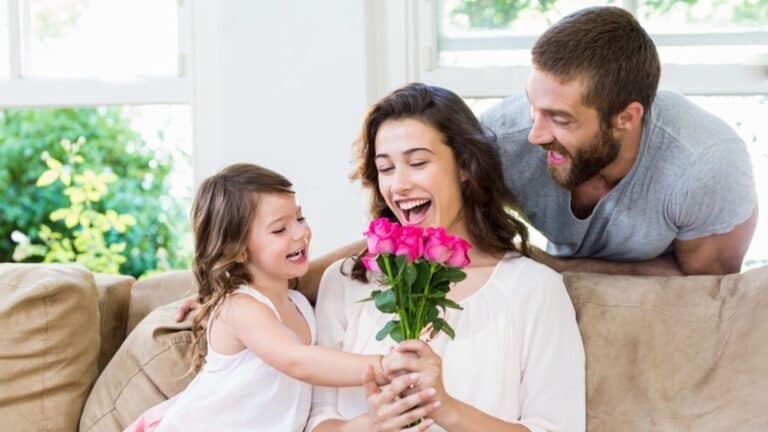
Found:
[564,265,768,432]
[0,264,100,432]
[79,299,195,432]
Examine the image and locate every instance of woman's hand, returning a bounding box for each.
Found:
[175,298,203,324]
[362,365,440,431]
[384,340,456,426]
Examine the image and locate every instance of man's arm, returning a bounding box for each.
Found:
[297,240,366,304]
[531,248,684,277]
[532,206,758,276]
[674,206,758,275]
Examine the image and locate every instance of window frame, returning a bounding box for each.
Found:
[0,0,193,107]
[376,0,768,98]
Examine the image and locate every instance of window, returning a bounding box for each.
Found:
[0,0,191,106]
[374,0,768,269]
[1,0,194,277]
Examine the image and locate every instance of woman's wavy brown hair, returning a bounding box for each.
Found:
[189,163,295,372]
[349,83,529,281]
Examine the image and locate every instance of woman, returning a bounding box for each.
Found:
[307,83,585,431]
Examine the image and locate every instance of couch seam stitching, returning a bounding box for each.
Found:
[42,279,50,432]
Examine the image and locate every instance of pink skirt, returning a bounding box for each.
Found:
[123,396,177,432]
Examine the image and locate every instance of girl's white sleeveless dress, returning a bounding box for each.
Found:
[156,286,316,432]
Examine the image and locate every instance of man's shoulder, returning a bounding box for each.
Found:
[479,93,532,136]
[650,90,742,156]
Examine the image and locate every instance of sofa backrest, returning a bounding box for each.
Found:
[564,265,768,431]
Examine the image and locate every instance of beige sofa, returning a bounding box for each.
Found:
[1,263,767,432]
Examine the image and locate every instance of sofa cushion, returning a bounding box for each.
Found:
[94,273,134,372]
[80,299,195,432]
[126,271,196,335]
[0,263,100,432]
[564,265,768,431]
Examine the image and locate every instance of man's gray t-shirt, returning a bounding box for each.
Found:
[480,90,757,260]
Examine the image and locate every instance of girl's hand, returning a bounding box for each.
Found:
[362,366,440,431]
[384,340,454,425]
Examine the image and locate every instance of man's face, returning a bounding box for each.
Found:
[525,67,620,189]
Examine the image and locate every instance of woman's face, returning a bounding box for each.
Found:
[374,118,465,234]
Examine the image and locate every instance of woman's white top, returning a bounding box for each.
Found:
[157,286,316,432]
[306,253,585,432]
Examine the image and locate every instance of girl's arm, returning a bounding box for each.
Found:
[228,294,385,387]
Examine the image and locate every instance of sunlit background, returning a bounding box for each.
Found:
[1,0,765,276]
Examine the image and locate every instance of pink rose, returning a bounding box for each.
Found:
[445,237,472,268]
[394,225,424,262]
[364,218,399,255]
[361,253,382,273]
[423,227,452,264]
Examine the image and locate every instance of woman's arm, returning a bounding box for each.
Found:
[229,294,385,387]
[297,240,365,304]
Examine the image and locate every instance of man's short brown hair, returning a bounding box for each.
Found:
[531,6,660,125]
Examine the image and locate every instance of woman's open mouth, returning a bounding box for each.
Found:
[397,198,431,225]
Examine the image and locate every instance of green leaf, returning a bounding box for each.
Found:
[374,289,397,314]
[45,157,63,171]
[376,319,400,341]
[442,267,467,283]
[404,264,417,287]
[413,260,431,291]
[36,170,59,186]
[390,325,404,342]
[440,319,456,339]
[438,297,463,311]
[356,289,381,303]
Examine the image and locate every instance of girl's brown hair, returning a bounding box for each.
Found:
[350,83,529,280]
[189,163,294,372]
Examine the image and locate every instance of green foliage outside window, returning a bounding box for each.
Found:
[450,0,768,29]
[13,137,137,274]
[0,107,191,277]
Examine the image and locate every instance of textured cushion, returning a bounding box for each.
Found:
[564,265,768,431]
[93,273,134,372]
[126,271,196,335]
[0,263,100,432]
[79,299,195,432]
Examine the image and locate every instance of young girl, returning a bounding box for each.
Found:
[126,163,437,432]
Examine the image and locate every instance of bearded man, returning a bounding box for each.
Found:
[481,6,758,276]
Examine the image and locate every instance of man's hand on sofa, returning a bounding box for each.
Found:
[175,297,206,327]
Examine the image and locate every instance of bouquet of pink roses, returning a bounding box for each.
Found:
[360,218,471,342]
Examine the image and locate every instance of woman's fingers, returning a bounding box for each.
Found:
[378,393,441,431]
[377,387,438,420]
[383,353,422,376]
[374,373,419,405]
[175,298,201,323]
[396,339,430,355]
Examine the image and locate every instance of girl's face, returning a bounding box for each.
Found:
[374,118,466,234]
[244,193,311,287]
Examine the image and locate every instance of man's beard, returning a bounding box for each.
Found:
[542,123,620,190]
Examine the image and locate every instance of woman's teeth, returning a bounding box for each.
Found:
[398,199,430,210]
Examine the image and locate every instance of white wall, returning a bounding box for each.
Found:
[191,1,376,256]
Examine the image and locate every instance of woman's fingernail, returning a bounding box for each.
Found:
[424,419,434,426]
[409,373,419,381]
[433,401,442,409]
[426,388,437,396]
